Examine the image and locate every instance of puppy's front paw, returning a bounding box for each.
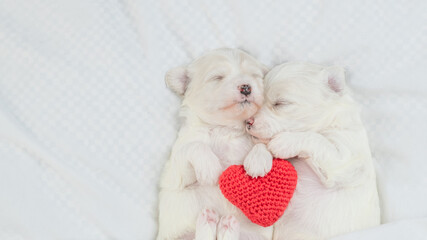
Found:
[244,144,273,178]
[268,132,301,159]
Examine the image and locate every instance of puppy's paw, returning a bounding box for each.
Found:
[195,209,219,240]
[244,143,273,177]
[268,132,301,159]
[217,215,240,240]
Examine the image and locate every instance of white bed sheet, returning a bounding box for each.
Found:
[1,0,426,239]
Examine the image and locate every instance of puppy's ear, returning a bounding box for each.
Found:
[323,66,346,94]
[165,66,190,96]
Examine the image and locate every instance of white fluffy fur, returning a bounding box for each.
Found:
[157,48,273,240]
[247,62,381,240]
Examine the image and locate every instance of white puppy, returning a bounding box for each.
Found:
[246,63,381,240]
[157,48,273,240]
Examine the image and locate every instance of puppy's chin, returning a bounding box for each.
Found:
[222,101,259,121]
[197,101,259,128]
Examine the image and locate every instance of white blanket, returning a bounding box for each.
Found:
[1,0,426,239]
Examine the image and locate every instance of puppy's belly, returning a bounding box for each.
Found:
[273,159,380,240]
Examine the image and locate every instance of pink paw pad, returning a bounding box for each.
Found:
[219,215,239,231]
[197,209,219,226]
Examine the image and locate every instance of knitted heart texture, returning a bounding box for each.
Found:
[219,158,297,227]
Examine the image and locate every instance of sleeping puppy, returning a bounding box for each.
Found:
[246,62,381,240]
[157,48,273,240]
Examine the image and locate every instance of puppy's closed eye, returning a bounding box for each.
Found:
[211,75,224,81]
[209,75,225,81]
[273,100,293,108]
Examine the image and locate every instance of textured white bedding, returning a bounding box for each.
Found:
[1,0,426,239]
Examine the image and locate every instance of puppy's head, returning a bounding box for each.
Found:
[166,48,267,127]
[247,62,354,140]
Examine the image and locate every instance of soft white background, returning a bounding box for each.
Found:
[0,0,426,239]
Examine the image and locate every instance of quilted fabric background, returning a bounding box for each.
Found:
[0,0,426,239]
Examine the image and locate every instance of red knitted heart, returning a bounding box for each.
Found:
[219,158,297,227]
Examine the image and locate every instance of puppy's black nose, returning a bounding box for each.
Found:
[239,84,251,96]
